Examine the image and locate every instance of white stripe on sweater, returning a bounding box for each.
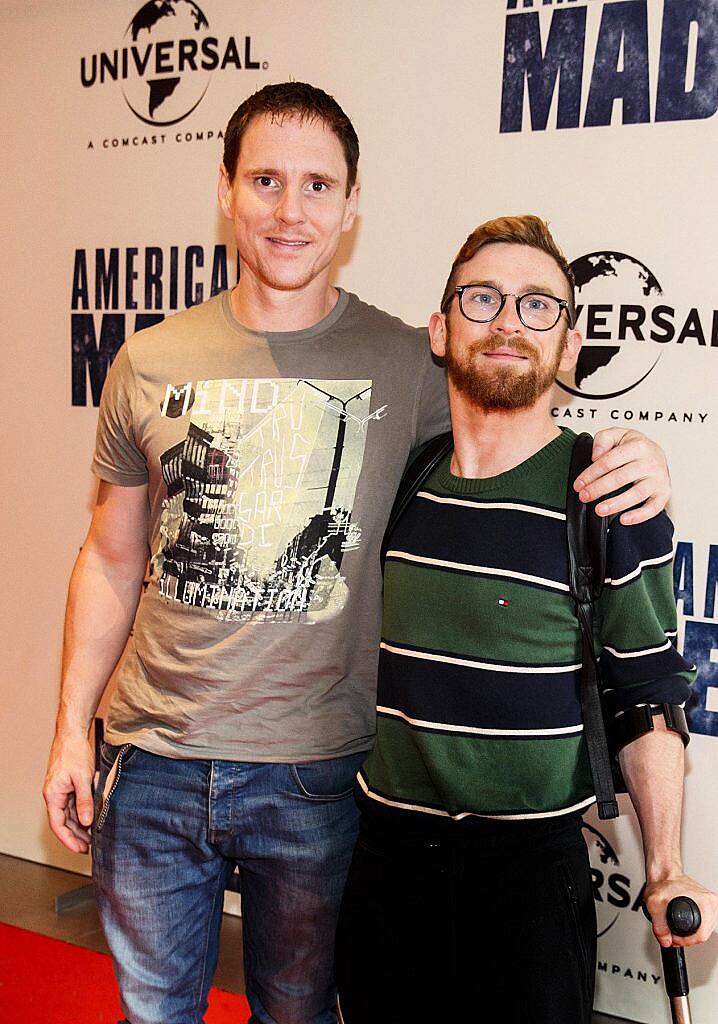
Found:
[385,550,569,592]
[380,641,581,675]
[417,492,566,520]
[357,773,597,822]
[377,704,584,737]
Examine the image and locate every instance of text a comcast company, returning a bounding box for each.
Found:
[93,127,226,149]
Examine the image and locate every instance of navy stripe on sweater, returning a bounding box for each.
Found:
[377,645,583,732]
[390,499,570,589]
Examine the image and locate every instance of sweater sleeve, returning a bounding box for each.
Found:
[596,511,695,718]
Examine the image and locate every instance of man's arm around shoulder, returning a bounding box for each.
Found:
[43,481,149,854]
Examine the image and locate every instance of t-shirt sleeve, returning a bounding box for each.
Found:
[411,337,450,448]
[597,512,695,718]
[91,343,148,486]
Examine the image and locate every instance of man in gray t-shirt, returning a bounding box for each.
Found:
[43,83,672,1024]
[93,288,447,763]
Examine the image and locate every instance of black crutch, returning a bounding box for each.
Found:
[644,896,702,1024]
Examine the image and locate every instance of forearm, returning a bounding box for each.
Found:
[57,543,146,738]
[619,718,685,882]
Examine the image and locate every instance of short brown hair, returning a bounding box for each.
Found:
[440,215,576,326]
[223,82,359,196]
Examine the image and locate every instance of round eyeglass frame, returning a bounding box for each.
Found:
[444,285,574,332]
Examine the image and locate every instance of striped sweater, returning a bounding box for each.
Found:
[358,428,694,824]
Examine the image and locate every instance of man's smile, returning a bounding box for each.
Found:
[481,347,529,361]
[266,236,312,249]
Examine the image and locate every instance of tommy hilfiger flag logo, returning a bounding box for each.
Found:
[498,598,509,607]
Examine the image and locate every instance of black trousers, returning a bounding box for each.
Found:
[335,812,596,1024]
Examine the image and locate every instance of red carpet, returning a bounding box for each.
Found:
[0,923,250,1023]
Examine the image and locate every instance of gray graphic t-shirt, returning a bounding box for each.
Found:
[93,289,449,760]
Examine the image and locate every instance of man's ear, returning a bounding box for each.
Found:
[429,311,447,359]
[341,182,360,233]
[218,164,233,219]
[559,327,582,373]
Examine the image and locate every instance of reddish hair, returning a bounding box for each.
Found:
[440,215,576,325]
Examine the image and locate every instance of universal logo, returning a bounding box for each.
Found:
[80,0,266,127]
[583,822,646,938]
[556,251,717,401]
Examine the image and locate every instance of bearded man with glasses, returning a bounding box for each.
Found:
[335,216,718,1024]
[441,279,575,409]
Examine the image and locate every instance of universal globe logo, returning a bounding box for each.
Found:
[558,252,665,401]
[122,1,212,125]
[583,821,654,939]
[81,0,262,127]
[557,250,716,402]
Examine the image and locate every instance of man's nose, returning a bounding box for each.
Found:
[492,296,522,334]
[274,185,305,225]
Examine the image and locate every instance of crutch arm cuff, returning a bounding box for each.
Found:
[610,703,690,759]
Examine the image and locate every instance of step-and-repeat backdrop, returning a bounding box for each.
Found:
[2,2,716,1019]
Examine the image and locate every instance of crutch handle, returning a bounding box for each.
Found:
[642,895,702,940]
[666,897,702,937]
[663,896,701,999]
[661,942,690,999]
[644,896,701,1023]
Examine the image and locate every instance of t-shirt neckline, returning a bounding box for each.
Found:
[220,288,351,344]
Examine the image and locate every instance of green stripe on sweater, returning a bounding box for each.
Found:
[383,560,581,665]
[364,716,594,817]
[598,563,678,649]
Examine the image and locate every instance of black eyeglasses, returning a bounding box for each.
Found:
[444,284,573,331]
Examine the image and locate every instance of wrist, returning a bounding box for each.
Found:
[55,711,92,741]
[645,857,684,884]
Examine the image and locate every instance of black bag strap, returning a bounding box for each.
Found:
[380,431,453,572]
[566,433,618,820]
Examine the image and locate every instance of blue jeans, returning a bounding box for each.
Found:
[92,743,364,1024]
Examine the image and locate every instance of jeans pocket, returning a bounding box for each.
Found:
[291,752,365,802]
[95,743,133,832]
[355,833,395,861]
[558,858,592,1002]
[99,740,138,769]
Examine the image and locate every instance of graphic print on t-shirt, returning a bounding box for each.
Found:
[154,377,383,622]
